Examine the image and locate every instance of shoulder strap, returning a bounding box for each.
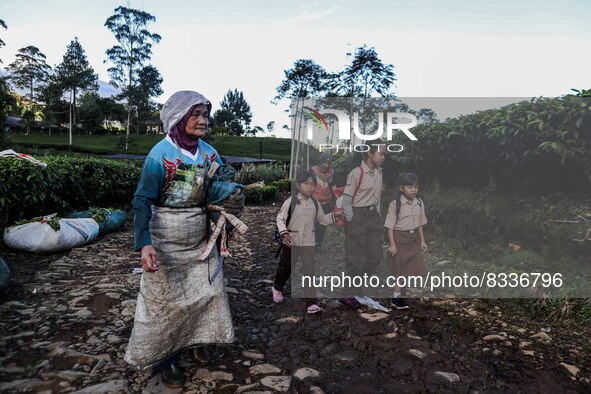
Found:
[311,197,319,214]
[286,197,295,227]
[354,165,364,196]
[286,196,319,227]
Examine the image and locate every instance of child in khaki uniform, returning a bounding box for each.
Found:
[340,144,385,307]
[384,172,428,309]
[274,170,341,314]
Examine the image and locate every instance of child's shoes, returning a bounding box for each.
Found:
[391,297,409,310]
[338,297,361,309]
[272,287,284,303]
[307,304,323,314]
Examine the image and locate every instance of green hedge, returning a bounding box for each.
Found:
[268,179,292,193]
[236,163,288,185]
[0,156,141,229]
[414,188,591,259]
[244,185,279,204]
[391,95,591,192]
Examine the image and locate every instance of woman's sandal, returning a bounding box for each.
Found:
[307,304,323,314]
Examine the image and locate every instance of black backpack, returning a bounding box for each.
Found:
[274,196,319,257]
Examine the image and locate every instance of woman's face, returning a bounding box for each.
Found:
[185,104,210,138]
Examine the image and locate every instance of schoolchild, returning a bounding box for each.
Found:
[384,172,428,309]
[340,143,385,307]
[273,170,341,313]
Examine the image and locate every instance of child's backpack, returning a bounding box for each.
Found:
[274,196,319,257]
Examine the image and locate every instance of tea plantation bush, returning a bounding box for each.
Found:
[236,163,288,185]
[268,179,291,193]
[0,156,141,229]
[390,95,591,193]
[415,188,591,259]
[244,185,279,204]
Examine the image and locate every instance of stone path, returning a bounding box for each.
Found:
[0,206,589,393]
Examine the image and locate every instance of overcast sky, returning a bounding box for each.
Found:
[1,0,590,136]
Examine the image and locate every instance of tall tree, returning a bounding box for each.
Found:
[0,19,7,64]
[213,89,253,136]
[130,64,163,134]
[333,45,396,97]
[38,79,69,134]
[330,45,396,143]
[54,37,98,145]
[6,46,51,108]
[275,59,328,177]
[104,6,161,149]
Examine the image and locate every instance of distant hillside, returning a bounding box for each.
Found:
[0,69,119,98]
[97,80,119,98]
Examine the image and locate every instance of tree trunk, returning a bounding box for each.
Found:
[26,80,33,135]
[69,90,73,147]
[294,102,302,178]
[126,104,131,151]
[289,97,302,178]
[126,66,132,151]
[72,87,77,135]
[29,80,34,109]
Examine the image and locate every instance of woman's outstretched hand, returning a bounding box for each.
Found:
[140,245,159,272]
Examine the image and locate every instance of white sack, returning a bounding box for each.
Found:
[3,218,99,252]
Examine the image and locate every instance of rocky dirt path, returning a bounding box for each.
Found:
[0,206,589,393]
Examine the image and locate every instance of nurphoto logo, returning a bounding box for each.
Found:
[293,98,419,153]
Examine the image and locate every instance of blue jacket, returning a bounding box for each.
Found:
[132,136,222,251]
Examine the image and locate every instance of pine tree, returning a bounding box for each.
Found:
[6,46,51,108]
[214,89,253,136]
[54,37,98,145]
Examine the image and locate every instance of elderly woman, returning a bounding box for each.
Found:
[125,91,243,388]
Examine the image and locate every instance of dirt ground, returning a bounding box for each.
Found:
[0,206,590,393]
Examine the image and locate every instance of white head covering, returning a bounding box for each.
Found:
[160,91,212,133]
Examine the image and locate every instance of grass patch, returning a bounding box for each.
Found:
[9,133,302,163]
